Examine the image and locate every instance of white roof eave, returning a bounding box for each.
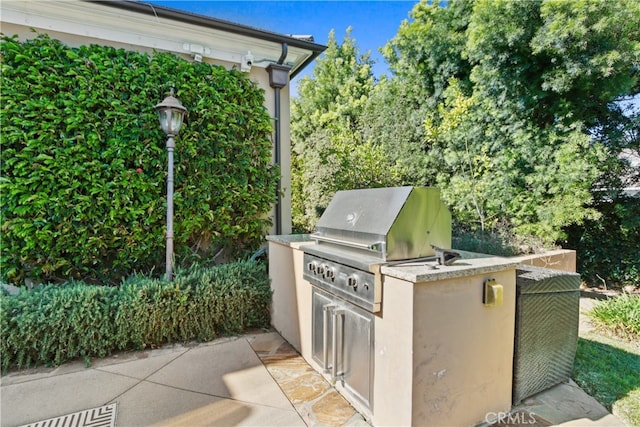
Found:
[1,0,324,76]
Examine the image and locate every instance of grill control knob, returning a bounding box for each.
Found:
[347,275,358,291]
[316,264,325,276]
[324,267,336,281]
[308,261,319,274]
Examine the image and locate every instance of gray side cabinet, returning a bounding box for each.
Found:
[513,266,581,405]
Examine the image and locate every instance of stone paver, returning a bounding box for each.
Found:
[248,332,363,426]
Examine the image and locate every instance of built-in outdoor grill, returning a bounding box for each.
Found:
[301,187,453,412]
[303,186,453,312]
[268,186,577,426]
[310,186,452,262]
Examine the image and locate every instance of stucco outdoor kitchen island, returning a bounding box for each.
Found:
[268,234,520,426]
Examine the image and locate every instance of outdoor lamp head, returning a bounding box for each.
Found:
[155,90,187,136]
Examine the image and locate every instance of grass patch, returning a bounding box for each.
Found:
[578,294,640,425]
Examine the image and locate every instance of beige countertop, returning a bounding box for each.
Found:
[266,234,312,247]
[267,236,520,283]
[380,250,520,283]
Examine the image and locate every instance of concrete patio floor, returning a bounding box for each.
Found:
[0,297,628,427]
[0,331,369,427]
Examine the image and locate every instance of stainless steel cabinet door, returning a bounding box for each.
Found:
[311,287,374,410]
[341,299,374,409]
[312,288,334,372]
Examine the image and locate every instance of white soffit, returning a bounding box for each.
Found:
[1,0,318,74]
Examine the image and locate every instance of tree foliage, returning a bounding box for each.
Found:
[292,0,639,286]
[384,0,474,106]
[291,29,400,231]
[359,77,432,186]
[566,197,640,287]
[384,0,639,245]
[1,35,277,285]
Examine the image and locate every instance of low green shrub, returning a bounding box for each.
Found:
[452,231,519,257]
[452,222,553,257]
[0,282,119,369]
[0,261,271,371]
[590,294,640,342]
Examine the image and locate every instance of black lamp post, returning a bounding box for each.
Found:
[155,89,187,281]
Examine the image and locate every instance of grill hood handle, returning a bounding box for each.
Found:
[311,233,386,253]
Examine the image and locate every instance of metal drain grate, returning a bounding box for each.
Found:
[20,403,117,427]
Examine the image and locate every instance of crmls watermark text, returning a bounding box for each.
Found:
[485,411,538,425]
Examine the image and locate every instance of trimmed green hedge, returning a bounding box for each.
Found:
[1,34,278,285]
[0,261,272,371]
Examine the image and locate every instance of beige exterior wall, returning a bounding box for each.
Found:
[0,22,153,54]
[372,276,415,426]
[412,269,515,426]
[267,239,314,356]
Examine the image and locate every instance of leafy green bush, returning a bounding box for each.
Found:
[0,282,119,369]
[0,260,271,371]
[590,294,640,342]
[565,197,640,289]
[1,34,277,285]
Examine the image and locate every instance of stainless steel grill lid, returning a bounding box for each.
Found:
[311,186,451,261]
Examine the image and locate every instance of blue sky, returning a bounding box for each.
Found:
[139,2,640,112]
[149,1,418,87]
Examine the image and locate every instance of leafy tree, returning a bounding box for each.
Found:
[565,196,640,288]
[383,0,474,107]
[529,0,640,128]
[359,77,432,186]
[385,0,639,246]
[291,28,400,231]
[292,28,375,139]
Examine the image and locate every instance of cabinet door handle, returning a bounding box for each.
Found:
[322,304,336,373]
[332,309,345,383]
